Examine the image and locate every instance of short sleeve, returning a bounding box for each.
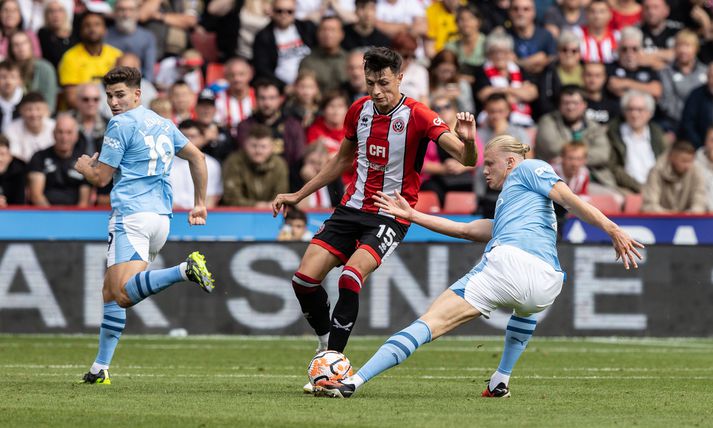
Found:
[171,123,190,153]
[518,161,562,197]
[98,120,128,168]
[343,98,366,141]
[413,103,451,142]
[543,30,557,56]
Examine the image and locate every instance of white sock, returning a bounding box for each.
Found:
[179,262,189,281]
[345,373,365,389]
[318,333,329,351]
[489,370,510,391]
[90,362,109,375]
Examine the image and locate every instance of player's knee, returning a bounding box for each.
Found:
[115,295,133,308]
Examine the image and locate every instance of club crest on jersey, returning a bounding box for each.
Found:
[391,118,405,134]
[433,117,443,126]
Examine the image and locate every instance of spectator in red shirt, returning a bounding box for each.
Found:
[306,90,349,154]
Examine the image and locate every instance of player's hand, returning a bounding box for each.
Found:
[373,191,413,221]
[272,193,300,217]
[609,227,644,270]
[454,112,476,143]
[74,152,99,175]
[188,205,207,225]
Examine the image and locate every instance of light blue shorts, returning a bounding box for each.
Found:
[106,212,170,267]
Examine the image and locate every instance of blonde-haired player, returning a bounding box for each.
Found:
[315,134,643,398]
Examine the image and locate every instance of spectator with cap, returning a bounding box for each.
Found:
[106,0,157,82]
[28,114,90,206]
[679,62,713,149]
[37,0,77,69]
[7,31,58,113]
[139,0,202,59]
[235,78,305,168]
[341,0,390,52]
[298,15,347,94]
[58,12,122,109]
[214,57,255,135]
[252,0,316,89]
[0,134,25,205]
[195,88,235,164]
[6,92,55,163]
[0,60,23,133]
[642,140,708,213]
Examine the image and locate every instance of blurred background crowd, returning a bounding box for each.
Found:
[0,0,711,217]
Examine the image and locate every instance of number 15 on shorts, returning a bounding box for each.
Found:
[376,224,398,255]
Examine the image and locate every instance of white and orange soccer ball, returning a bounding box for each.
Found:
[307,350,353,385]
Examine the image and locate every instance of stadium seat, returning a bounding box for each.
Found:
[624,193,643,214]
[415,191,441,213]
[190,30,219,63]
[443,191,477,214]
[584,194,622,214]
[205,62,225,86]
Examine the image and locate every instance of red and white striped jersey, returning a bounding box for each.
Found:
[214,89,256,130]
[579,27,620,64]
[340,95,451,219]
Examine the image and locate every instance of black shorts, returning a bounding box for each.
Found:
[311,205,409,265]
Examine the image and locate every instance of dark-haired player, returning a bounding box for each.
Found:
[272,46,477,392]
[74,66,215,385]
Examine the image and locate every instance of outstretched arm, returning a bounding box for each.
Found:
[549,181,644,269]
[272,137,357,217]
[373,191,492,242]
[437,112,478,167]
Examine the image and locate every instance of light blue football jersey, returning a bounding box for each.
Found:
[485,159,563,271]
[99,106,189,216]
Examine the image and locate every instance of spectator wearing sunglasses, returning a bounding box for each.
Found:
[252,0,316,90]
[537,31,584,116]
[606,26,663,101]
[72,83,107,156]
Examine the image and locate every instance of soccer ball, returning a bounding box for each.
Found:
[307,350,353,385]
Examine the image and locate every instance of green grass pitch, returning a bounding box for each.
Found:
[1,334,712,427]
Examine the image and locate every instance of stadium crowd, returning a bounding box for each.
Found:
[0,0,711,215]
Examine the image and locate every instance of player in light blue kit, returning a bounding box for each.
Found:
[315,135,644,398]
[74,66,215,384]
